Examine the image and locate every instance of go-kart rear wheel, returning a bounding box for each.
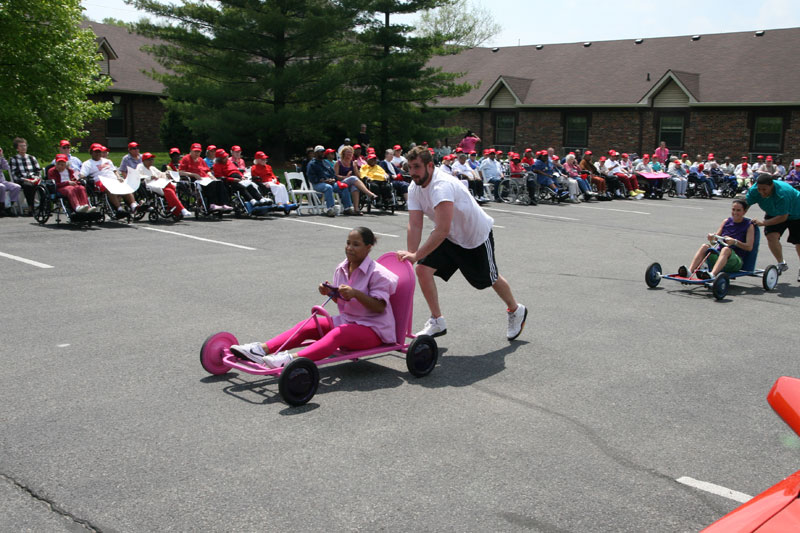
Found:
[712,273,729,300]
[279,357,319,406]
[762,265,779,291]
[406,335,438,377]
[200,331,237,375]
[645,262,662,288]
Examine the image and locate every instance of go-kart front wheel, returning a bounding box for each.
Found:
[200,331,237,375]
[712,273,730,300]
[406,335,438,377]
[762,265,779,291]
[645,262,662,288]
[279,357,319,406]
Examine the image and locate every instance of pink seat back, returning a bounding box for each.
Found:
[376,252,415,344]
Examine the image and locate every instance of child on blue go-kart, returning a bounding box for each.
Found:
[230,227,398,368]
[681,199,755,280]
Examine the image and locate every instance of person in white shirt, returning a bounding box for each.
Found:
[396,146,527,341]
[478,150,503,201]
[391,145,407,173]
[80,143,140,218]
[136,153,193,219]
[50,140,82,173]
[451,152,488,203]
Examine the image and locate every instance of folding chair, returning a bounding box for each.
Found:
[284,171,324,215]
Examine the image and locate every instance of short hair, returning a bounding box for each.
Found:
[385,149,393,157]
[12,137,26,149]
[732,199,749,210]
[756,174,774,185]
[352,226,377,246]
[405,145,433,165]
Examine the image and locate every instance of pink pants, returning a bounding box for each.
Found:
[57,183,89,210]
[266,316,381,362]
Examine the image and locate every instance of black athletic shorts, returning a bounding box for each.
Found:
[418,231,498,289]
[764,215,800,244]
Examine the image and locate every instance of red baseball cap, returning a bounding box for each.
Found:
[231,145,242,152]
[190,143,202,151]
[795,161,800,167]
[621,153,629,158]
[608,150,616,155]
[55,154,69,162]
[698,163,704,171]
[469,150,477,155]
[681,153,688,158]
[488,148,496,154]
[551,155,559,160]
[707,153,715,159]
[207,145,217,152]
[496,151,504,155]
[59,140,71,148]
[214,148,227,158]
[428,147,435,154]
[325,148,335,154]
[353,144,361,149]
[757,155,764,159]
[142,152,155,160]
[643,154,650,159]
[90,143,102,152]
[128,141,139,150]
[254,151,267,159]
[600,156,607,161]
[455,147,463,153]
[585,150,592,155]
[741,156,748,160]
[393,144,402,150]
[169,147,181,155]
[766,155,773,161]
[525,148,532,152]
[100,145,108,152]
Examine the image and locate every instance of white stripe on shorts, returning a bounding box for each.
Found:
[485,234,498,284]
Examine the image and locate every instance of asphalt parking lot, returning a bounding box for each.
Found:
[1,195,799,532]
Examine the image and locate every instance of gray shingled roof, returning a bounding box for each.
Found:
[428,27,800,107]
[82,21,165,96]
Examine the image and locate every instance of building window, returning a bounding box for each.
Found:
[494,113,515,146]
[658,115,684,149]
[752,116,783,152]
[564,114,588,147]
[107,102,125,137]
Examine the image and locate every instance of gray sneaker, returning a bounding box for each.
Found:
[326,207,336,217]
[416,316,447,337]
[507,304,528,341]
[778,262,789,273]
[263,350,294,369]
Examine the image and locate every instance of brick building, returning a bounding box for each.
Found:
[429,28,800,161]
[79,21,166,153]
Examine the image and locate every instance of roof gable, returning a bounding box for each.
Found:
[639,70,699,105]
[478,76,533,107]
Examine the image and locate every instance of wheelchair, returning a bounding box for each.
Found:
[33,180,104,227]
[84,177,136,222]
[361,178,395,214]
[497,175,532,205]
[189,180,227,219]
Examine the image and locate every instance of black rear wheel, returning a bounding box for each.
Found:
[33,187,50,225]
[406,335,439,377]
[645,262,662,288]
[279,357,319,406]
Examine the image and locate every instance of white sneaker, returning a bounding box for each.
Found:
[250,199,258,206]
[778,262,789,273]
[263,350,294,369]
[88,206,100,213]
[326,207,336,217]
[507,304,528,341]
[416,316,447,337]
[258,197,269,205]
[76,205,89,213]
[230,342,267,364]
[181,208,192,217]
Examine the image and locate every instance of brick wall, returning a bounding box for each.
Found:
[78,93,165,154]
[443,107,800,160]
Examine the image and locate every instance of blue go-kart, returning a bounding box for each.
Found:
[645,228,780,300]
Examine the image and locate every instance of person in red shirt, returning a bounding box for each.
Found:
[48,154,98,213]
[230,145,247,171]
[508,152,525,178]
[521,148,535,167]
[179,142,232,212]
[212,148,269,207]
[250,151,290,206]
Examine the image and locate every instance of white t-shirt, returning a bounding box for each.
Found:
[80,158,117,179]
[408,169,494,249]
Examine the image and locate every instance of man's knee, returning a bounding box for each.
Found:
[415,263,435,278]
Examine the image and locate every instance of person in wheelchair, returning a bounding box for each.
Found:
[47,154,99,214]
[684,199,754,280]
[360,149,394,209]
[785,162,800,190]
[378,149,409,206]
[0,146,23,216]
[531,151,569,200]
[80,143,142,218]
[136,153,193,219]
[211,149,269,208]
[452,151,489,203]
[229,226,397,368]
[179,143,232,213]
[250,151,292,207]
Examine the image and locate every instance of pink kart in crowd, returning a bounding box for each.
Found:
[199,253,439,406]
[703,376,800,531]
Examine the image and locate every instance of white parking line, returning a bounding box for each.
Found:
[572,205,650,215]
[676,476,753,503]
[641,202,703,210]
[484,207,579,221]
[284,217,399,238]
[140,227,257,250]
[0,251,54,269]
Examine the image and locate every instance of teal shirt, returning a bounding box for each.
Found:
[746,180,800,220]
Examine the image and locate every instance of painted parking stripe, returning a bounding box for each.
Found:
[140,227,256,250]
[0,251,54,269]
[484,207,579,221]
[572,205,650,215]
[284,217,399,238]
[675,476,753,503]
[641,202,703,210]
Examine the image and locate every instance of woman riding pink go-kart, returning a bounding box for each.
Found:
[199,227,438,406]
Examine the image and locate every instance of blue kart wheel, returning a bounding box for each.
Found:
[645,262,662,288]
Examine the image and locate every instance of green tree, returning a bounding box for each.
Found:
[416,0,500,53]
[0,0,111,156]
[130,0,356,160]
[344,0,473,151]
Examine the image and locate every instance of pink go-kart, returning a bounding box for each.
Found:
[199,252,439,406]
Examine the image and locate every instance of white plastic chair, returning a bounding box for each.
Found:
[284,171,323,215]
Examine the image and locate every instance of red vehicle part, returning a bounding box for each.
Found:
[702,377,800,532]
